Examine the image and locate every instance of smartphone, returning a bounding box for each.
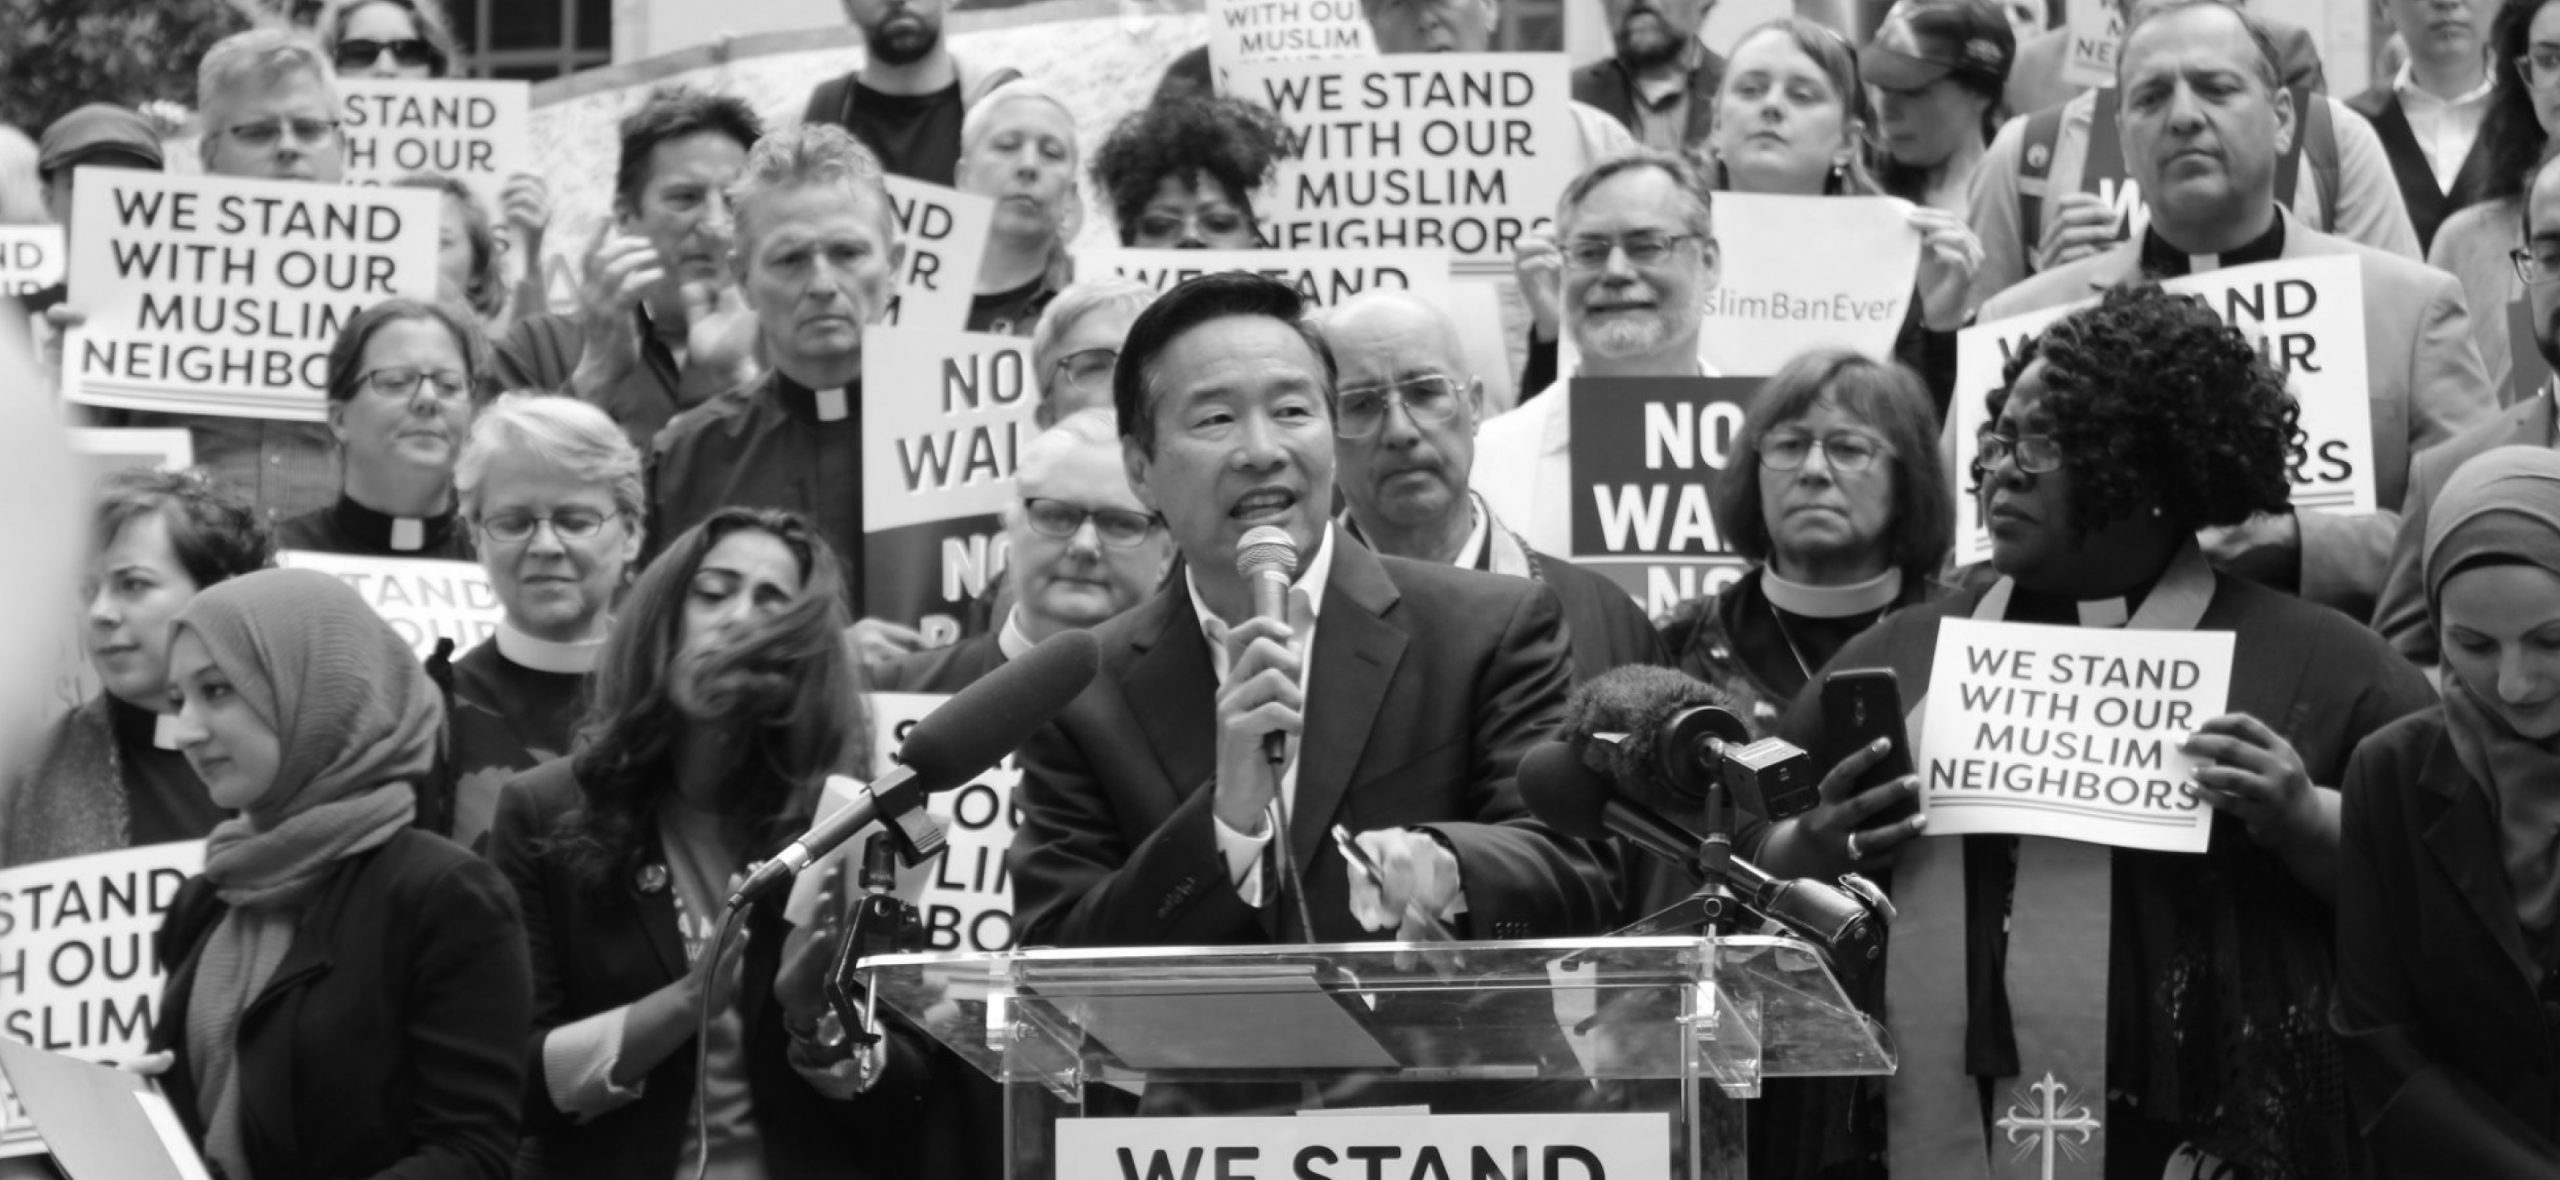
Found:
[1821,668,1918,825]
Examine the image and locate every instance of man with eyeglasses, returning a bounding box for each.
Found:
[1321,290,1662,681]
[1979,0,2493,621]
[2375,148,2560,665]
[1476,151,1719,559]
[872,409,1174,694]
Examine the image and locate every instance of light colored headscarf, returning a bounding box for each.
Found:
[168,568,440,1179]
[2423,446,2560,938]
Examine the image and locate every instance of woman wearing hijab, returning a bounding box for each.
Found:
[145,567,531,1180]
[2336,446,2560,1176]
[1752,283,2436,1178]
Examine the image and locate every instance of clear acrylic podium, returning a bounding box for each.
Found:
[861,935,1895,1179]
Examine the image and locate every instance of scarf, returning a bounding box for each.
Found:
[170,568,439,1180]
[2422,446,2560,937]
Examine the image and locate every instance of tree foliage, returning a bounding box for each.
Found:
[0,0,261,135]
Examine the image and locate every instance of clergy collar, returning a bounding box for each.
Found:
[496,621,606,675]
[332,493,459,553]
[1184,523,1337,630]
[1763,566,1902,618]
[2138,209,2285,277]
[769,369,857,423]
[106,693,184,750]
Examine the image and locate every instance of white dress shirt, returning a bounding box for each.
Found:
[2395,60,2495,193]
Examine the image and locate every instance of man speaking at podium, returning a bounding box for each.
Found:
[1009,273,1618,949]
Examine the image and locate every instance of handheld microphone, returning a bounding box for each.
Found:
[1234,525,1299,767]
[726,629,1101,909]
[1563,666,1819,821]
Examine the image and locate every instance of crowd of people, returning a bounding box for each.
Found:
[2,0,2559,1174]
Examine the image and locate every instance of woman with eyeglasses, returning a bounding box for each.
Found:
[1655,348,1952,728]
[1028,276,1158,427]
[276,298,488,561]
[1751,284,2435,1178]
[1090,95,1290,249]
[441,395,644,850]
[2425,0,2560,397]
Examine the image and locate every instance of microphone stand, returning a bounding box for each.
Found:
[1268,744,1319,944]
[1687,771,1751,938]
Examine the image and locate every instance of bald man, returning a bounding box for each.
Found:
[1322,290,1662,680]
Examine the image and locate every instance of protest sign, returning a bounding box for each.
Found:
[1077,246,1452,310]
[1918,618,2232,852]
[68,429,193,498]
[861,327,1040,640]
[1951,256,2376,563]
[882,178,993,335]
[868,692,1022,953]
[0,841,206,1158]
[63,171,441,422]
[1567,376,1762,616]
[276,550,501,659]
[1058,1114,1668,1180]
[2064,5,2124,90]
[0,226,63,297]
[1207,0,1374,94]
[1229,54,1579,274]
[1700,194,1920,376]
[337,77,531,213]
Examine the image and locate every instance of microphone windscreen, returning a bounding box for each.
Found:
[899,629,1101,791]
[1561,665,1737,791]
[1235,525,1298,582]
[1518,740,1615,840]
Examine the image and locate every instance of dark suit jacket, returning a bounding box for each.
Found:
[2348,83,2498,254]
[868,631,1007,694]
[1571,51,1726,149]
[149,828,532,1180]
[487,760,974,1180]
[1530,544,1667,681]
[2373,391,2555,663]
[2337,709,2560,1178]
[1011,534,1616,947]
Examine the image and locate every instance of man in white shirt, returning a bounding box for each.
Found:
[2347,0,2498,251]
[1010,272,1614,947]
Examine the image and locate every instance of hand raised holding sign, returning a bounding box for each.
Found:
[1910,206,1984,331]
[501,173,552,244]
[1514,226,1564,344]
[2185,711,2338,898]
[2035,192,2121,274]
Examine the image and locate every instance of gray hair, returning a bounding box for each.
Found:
[199,28,336,119]
[1557,149,1717,241]
[1030,276,1158,408]
[725,122,896,255]
[455,394,646,523]
[1006,408,1127,523]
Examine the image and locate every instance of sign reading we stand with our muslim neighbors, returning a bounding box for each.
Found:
[278,550,503,660]
[0,842,205,1159]
[0,226,63,297]
[861,327,1041,644]
[336,76,532,213]
[1205,0,1373,93]
[1566,376,1763,617]
[881,177,992,335]
[63,170,441,422]
[1919,619,2234,853]
[1951,255,2376,563]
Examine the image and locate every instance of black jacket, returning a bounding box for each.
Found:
[150,827,532,1180]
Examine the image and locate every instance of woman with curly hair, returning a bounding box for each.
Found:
[1750,283,2438,1178]
[487,506,966,1179]
[2425,0,2560,396]
[1089,95,1290,249]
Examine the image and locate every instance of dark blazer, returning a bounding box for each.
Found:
[149,828,531,1180]
[1571,50,1726,149]
[1529,546,1668,681]
[487,760,977,1180]
[2373,391,2555,663]
[2348,83,2498,255]
[867,630,1008,694]
[2337,709,2560,1178]
[1011,533,1617,947]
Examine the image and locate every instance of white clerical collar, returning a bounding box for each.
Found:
[814,386,849,422]
[389,517,426,551]
[997,607,1036,660]
[152,712,183,751]
[1763,566,1902,618]
[496,621,606,674]
[1185,523,1337,630]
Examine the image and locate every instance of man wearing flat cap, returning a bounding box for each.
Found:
[24,103,165,318]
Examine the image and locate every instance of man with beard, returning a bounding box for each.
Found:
[1474,152,1718,557]
[803,0,1021,186]
[1574,0,1724,155]
[2374,147,2560,664]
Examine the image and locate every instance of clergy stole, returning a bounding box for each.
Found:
[1885,544,2216,1179]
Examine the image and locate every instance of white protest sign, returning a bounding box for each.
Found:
[1919,618,2232,853]
[1951,256,2376,564]
[882,177,993,336]
[0,226,63,296]
[2064,6,2124,90]
[869,692,1021,953]
[1700,194,1921,376]
[276,550,500,659]
[1229,54,1579,275]
[1076,246,1453,310]
[860,328,1039,635]
[1057,1113,1670,1180]
[337,77,532,213]
[64,171,440,422]
[0,841,205,1158]
[1207,0,1374,94]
